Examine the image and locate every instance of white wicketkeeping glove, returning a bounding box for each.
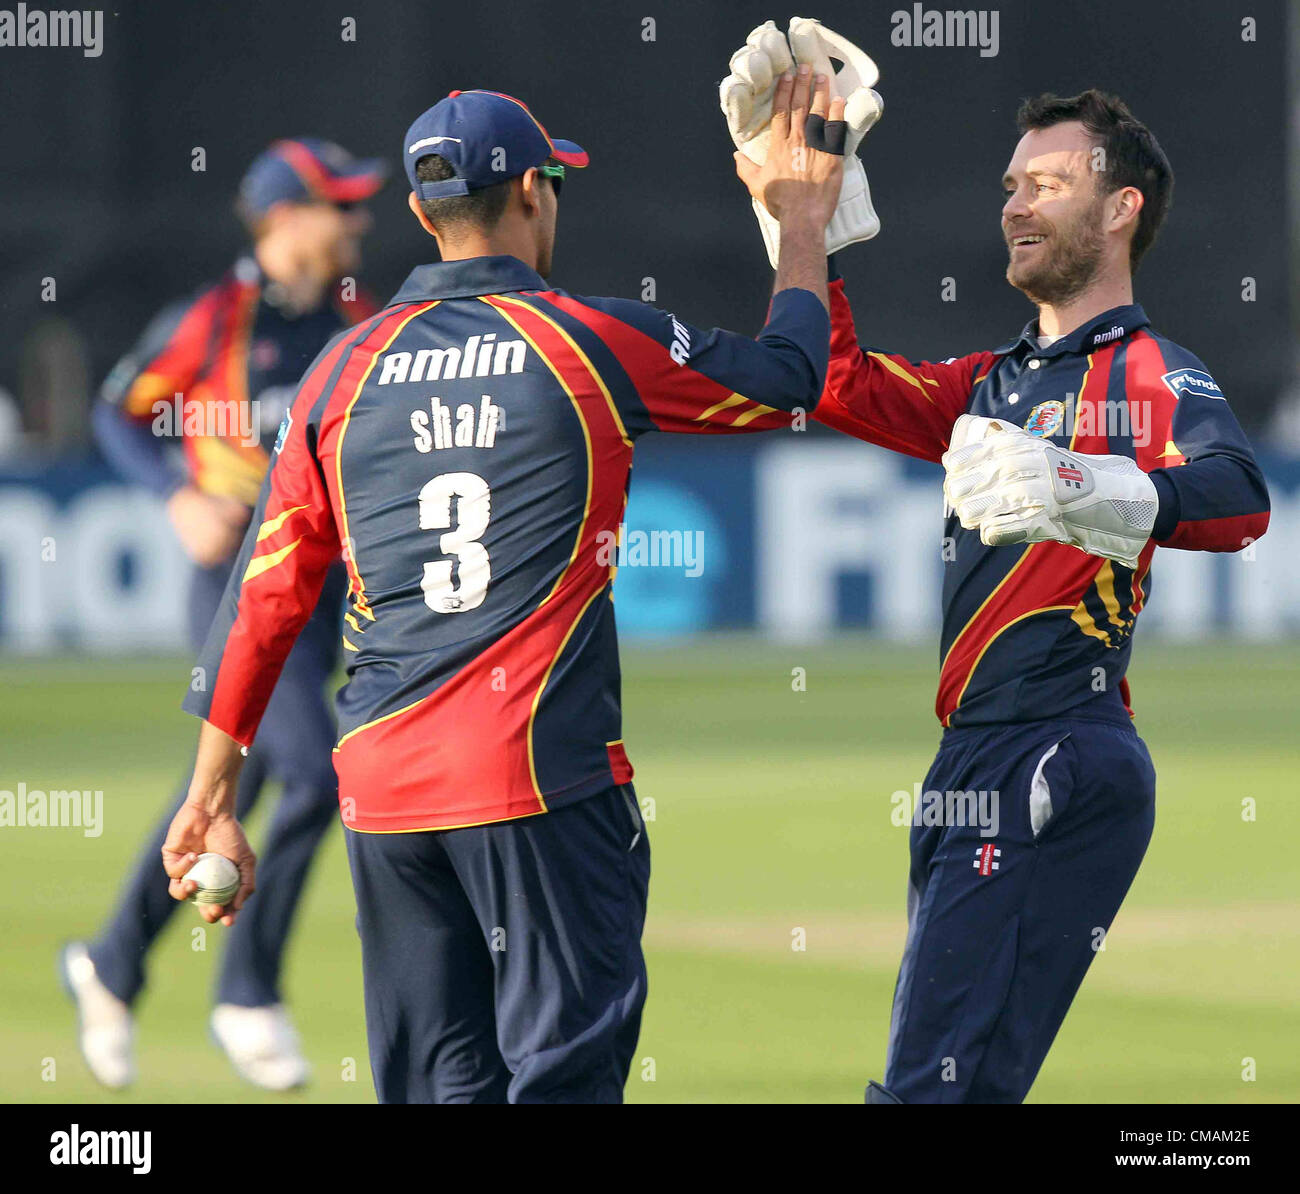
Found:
[719,17,884,268]
[941,414,1159,570]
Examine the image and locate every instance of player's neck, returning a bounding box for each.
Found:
[1036,269,1134,339]
[436,228,539,273]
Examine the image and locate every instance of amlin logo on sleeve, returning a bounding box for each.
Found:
[0,5,103,57]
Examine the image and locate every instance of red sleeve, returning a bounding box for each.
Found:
[109,286,227,420]
[531,288,828,436]
[182,344,348,744]
[812,278,996,463]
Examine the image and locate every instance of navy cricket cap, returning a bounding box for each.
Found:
[239,137,387,217]
[403,90,588,199]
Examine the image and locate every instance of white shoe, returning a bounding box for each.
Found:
[210,1003,310,1091]
[59,942,136,1089]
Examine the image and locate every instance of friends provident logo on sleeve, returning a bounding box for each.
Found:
[1160,368,1224,402]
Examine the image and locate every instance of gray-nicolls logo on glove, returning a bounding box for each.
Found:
[720,17,885,268]
[942,414,1159,571]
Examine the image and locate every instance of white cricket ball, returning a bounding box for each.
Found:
[185,852,240,906]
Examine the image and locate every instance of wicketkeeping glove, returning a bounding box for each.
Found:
[719,17,884,268]
[941,414,1159,571]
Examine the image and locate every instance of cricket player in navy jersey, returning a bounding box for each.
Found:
[61,138,385,1091]
[162,75,847,1102]
[724,20,1270,1103]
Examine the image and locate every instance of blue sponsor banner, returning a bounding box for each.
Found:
[2,444,1297,650]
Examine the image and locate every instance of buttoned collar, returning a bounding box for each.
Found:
[391,255,547,304]
[992,303,1150,359]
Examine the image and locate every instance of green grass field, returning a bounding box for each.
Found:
[2,640,1297,1103]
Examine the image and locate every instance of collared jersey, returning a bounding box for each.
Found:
[99,257,376,505]
[814,278,1270,728]
[185,255,829,831]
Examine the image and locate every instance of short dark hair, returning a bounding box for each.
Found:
[415,153,511,236]
[1016,89,1174,269]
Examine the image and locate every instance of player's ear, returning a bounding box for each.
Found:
[407,191,438,238]
[519,167,543,218]
[1109,184,1143,234]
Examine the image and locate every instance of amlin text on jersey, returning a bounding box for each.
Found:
[377,333,527,385]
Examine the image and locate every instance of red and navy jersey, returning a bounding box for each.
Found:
[97,257,377,507]
[815,277,1270,728]
[184,254,828,831]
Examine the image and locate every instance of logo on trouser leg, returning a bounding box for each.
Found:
[973,844,1001,875]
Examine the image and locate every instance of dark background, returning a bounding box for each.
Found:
[0,0,1290,450]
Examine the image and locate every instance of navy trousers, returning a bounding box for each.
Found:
[88,559,344,1008]
[883,693,1156,1103]
[345,783,651,1104]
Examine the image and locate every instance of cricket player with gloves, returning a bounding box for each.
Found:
[165,76,847,1102]
[724,18,1270,1103]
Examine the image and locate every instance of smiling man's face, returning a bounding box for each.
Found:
[1001,120,1108,306]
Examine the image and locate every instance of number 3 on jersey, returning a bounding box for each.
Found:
[419,471,491,614]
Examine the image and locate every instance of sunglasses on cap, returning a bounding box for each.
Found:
[540,161,565,197]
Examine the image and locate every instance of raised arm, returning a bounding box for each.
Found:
[535,67,846,436]
[812,267,997,462]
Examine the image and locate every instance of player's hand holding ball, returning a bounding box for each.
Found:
[184,853,241,906]
[162,802,256,926]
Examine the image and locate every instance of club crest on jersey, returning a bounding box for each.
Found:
[973,843,1002,875]
[1023,399,1065,438]
[1161,367,1224,402]
[273,409,292,454]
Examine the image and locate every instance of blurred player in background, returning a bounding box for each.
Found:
[163,76,844,1103]
[725,21,1269,1103]
[60,138,385,1091]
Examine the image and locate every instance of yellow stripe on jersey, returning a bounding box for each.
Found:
[865,353,938,407]
[731,400,780,427]
[1095,561,1127,633]
[256,504,308,542]
[697,393,747,422]
[243,536,301,583]
[1066,354,1098,451]
[1071,599,1112,644]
